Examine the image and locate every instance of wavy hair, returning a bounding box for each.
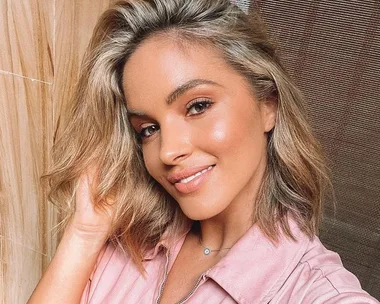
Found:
[47,0,332,272]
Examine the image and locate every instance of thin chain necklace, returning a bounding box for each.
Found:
[198,237,232,255]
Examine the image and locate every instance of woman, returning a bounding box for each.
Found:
[28,0,378,303]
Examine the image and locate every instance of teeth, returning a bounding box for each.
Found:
[179,166,213,184]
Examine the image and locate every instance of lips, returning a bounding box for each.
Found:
[167,165,215,184]
[167,165,215,194]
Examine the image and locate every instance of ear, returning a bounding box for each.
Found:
[261,97,277,132]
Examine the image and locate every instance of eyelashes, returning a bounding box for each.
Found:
[186,98,213,115]
[138,124,159,139]
[137,98,214,140]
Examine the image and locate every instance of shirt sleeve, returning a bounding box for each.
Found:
[292,256,379,303]
[79,243,113,304]
[301,238,379,303]
[272,239,379,303]
[300,275,379,304]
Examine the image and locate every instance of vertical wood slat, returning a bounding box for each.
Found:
[54,0,118,132]
[0,0,53,82]
[0,0,54,302]
[0,74,52,303]
[0,0,54,303]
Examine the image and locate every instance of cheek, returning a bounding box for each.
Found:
[201,109,257,154]
[142,145,160,179]
[205,120,238,154]
[199,108,266,172]
[207,120,228,143]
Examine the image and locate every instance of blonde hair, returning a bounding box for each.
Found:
[47,0,331,272]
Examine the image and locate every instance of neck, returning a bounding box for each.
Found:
[196,211,252,253]
[193,152,267,255]
[197,173,263,252]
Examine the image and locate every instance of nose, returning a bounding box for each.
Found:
[159,122,192,165]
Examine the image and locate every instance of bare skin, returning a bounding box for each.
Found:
[27,170,115,304]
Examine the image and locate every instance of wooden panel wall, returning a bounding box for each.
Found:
[0,1,115,303]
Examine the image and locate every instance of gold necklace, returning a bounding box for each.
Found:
[198,237,232,255]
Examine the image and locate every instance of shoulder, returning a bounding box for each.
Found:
[279,235,379,303]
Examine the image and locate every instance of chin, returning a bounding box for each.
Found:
[185,213,212,221]
[179,205,225,221]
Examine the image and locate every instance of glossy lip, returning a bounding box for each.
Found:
[169,165,215,194]
[167,165,215,184]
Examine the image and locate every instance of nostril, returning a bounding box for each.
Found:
[159,140,192,165]
[160,149,190,165]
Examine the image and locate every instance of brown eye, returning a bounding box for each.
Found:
[187,99,213,116]
[139,125,160,138]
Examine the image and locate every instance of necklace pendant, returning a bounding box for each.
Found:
[204,248,211,255]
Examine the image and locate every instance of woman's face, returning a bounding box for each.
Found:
[123,37,276,221]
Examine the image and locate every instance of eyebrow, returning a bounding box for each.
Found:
[166,78,220,105]
[127,78,221,117]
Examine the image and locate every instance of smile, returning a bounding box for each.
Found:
[171,165,215,194]
[178,166,214,184]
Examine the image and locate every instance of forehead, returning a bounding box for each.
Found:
[122,35,246,108]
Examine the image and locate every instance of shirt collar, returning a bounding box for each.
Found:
[143,218,310,304]
[143,220,192,261]
[206,218,310,303]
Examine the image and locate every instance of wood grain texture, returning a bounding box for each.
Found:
[0,2,55,297]
[0,237,3,304]
[54,0,118,132]
[0,0,53,82]
[0,236,50,304]
[0,74,51,250]
[0,237,4,304]
[0,73,53,303]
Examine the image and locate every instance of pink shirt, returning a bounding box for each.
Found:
[80,220,379,303]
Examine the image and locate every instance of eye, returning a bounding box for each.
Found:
[139,124,160,139]
[186,99,213,116]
